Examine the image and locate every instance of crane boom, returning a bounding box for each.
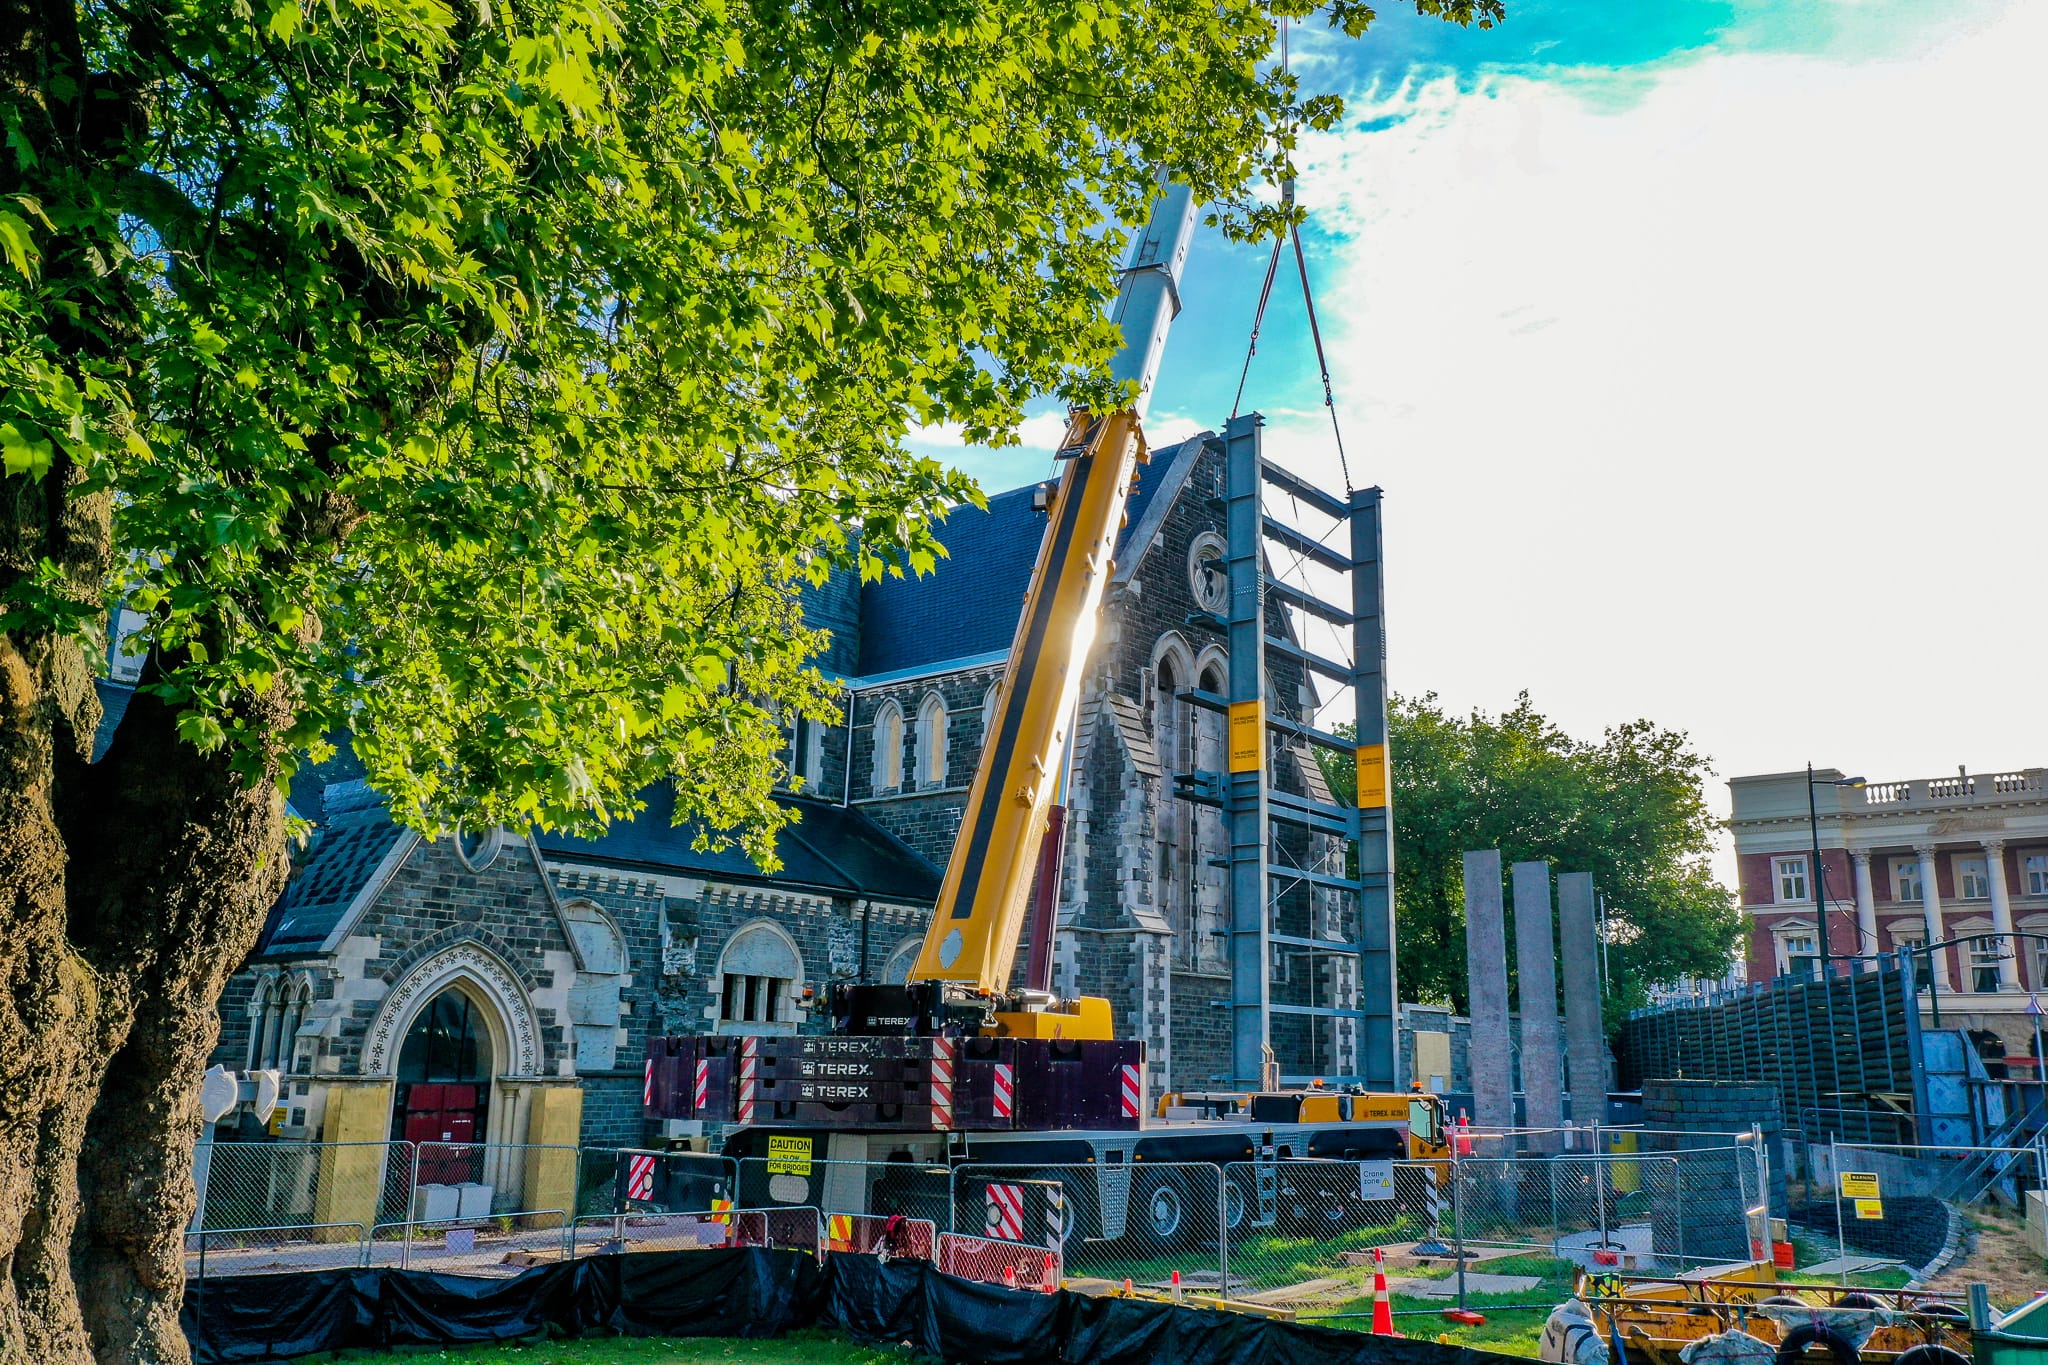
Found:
[909,183,1197,1004]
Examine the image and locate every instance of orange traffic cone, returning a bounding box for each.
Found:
[1371,1247,1399,1336]
[1455,1112,1473,1157]
[1004,1264,1018,1290]
[1171,1269,1183,1304]
[1043,1253,1057,1295]
[1123,1278,1133,1296]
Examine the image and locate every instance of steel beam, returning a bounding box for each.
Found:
[1224,412,1270,1089]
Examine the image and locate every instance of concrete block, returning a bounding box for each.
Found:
[2027,1190,2048,1260]
[412,1183,459,1223]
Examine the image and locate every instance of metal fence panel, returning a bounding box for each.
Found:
[1220,1159,1444,1313]
[183,1222,368,1283]
[368,1210,569,1275]
[194,1140,414,1234]
[1789,1138,2047,1314]
[950,1161,1223,1293]
[937,1231,1060,1290]
[733,1157,954,1231]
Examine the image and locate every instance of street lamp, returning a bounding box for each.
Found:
[1806,763,1867,979]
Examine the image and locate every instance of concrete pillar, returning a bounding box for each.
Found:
[1463,850,1513,1130]
[1511,861,1564,1148]
[1917,844,1952,988]
[1851,850,1878,970]
[1558,872,1606,1130]
[1986,839,2020,991]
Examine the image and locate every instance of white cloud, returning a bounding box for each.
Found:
[1266,5,2048,840]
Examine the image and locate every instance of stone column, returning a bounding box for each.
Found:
[1986,839,2020,991]
[1558,872,1606,1132]
[1916,844,1952,988]
[1511,861,1564,1148]
[1851,850,1878,970]
[1463,850,1513,1130]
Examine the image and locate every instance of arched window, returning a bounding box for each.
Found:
[881,938,923,985]
[564,902,628,1071]
[916,693,948,789]
[278,977,311,1072]
[247,976,277,1070]
[872,700,903,794]
[718,922,805,1032]
[980,683,1001,742]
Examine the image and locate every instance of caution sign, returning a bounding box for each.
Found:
[1228,700,1264,773]
[1855,1199,1885,1220]
[766,1135,813,1176]
[1838,1171,1881,1200]
[1356,743,1390,809]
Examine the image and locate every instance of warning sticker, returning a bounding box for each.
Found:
[1228,700,1264,773]
[1838,1171,1881,1199]
[1356,743,1390,809]
[766,1135,813,1176]
[1854,1199,1884,1221]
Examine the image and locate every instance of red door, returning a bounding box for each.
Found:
[402,1083,484,1184]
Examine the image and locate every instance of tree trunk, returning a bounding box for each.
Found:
[0,638,287,1365]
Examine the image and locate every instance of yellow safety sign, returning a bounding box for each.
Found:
[1356,743,1390,809]
[1228,701,1264,773]
[829,1214,853,1245]
[766,1135,813,1176]
[710,1198,733,1225]
[1838,1171,1881,1199]
[1854,1199,1884,1220]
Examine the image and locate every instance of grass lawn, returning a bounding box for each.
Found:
[1293,1251,1575,1357]
[330,1330,922,1365]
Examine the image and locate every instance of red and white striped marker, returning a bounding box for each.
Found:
[985,1182,1025,1240]
[930,1037,956,1129]
[627,1152,656,1202]
[992,1063,1015,1120]
[1042,1252,1057,1295]
[737,1036,758,1125]
[643,1057,654,1106]
[1119,1064,1142,1119]
[693,1059,710,1113]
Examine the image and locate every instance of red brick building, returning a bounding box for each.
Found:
[1732,766,2048,1060]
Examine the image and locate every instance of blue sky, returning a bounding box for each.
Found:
[916,0,2047,838]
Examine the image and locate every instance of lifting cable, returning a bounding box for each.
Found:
[1229,16,1357,497]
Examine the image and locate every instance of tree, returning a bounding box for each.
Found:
[0,0,1503,1359]
[1322,693,1739,1015]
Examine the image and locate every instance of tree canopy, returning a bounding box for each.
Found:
[1323,693,1740,1017]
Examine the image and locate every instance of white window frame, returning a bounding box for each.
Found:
[871,700,903,794]
[1957,856,1991,901]
[2024,852,2048,898]
[1774,923,1819,979]
[916,693,948,790]
[1963,928,2003,993]
[1774,856,1810,904]
[1892,857,1923,904]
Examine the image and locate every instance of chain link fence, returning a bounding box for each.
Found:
[1783,1137,2048,1315]
[193,1139,414,1234]
[185,1137,1783,1317]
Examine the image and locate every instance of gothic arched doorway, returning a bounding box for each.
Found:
[394,986,495,1180]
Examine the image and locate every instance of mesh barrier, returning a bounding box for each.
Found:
[1788,1139,2048,1314]
[571,1210,739,1257]
[936,1231,1061,1290]
[193,1140,414,1233]
[730,1206,823,1255]
[1220,1159,1440,1311]
[952,1161,1222,1292]
[827,1211,937,1260]
[367,1210,568,1275]
[579,1147,736,1216]
[183,1222,368,1283]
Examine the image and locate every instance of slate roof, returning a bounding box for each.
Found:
[855,432,1208,678]
[535,787,942,904]
[258,781,412,957]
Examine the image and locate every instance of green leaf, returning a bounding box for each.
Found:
[0,210,37,278]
